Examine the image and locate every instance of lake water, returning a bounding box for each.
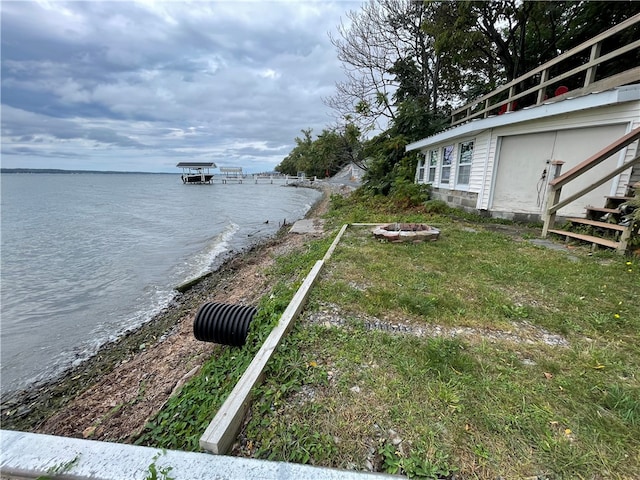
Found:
[0,173,321,395]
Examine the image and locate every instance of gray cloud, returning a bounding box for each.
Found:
[1,0,355,172]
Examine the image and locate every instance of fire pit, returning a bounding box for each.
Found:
[372,223,440,243]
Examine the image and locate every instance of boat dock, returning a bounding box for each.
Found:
[216,173,309,184]
[177,162,310,185]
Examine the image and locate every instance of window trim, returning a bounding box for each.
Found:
[416,156,426,183]
[455,140,474,188]
[440,145,454,185]
[427,149,438,183]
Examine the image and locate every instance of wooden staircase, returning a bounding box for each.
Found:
[548,190,636,253]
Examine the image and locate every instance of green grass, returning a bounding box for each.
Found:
[134,236,332,451]
[137,195,639,479]
[242,200,639,478]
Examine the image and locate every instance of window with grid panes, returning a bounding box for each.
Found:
[440,145,453,184]
[427,149,438,182]
[456,141,473,185]
[417,156,426,182]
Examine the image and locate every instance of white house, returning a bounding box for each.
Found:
[407,85,640,222]
[407,14,640,225]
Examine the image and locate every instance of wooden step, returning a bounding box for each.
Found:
[585,206,621,214]
[567,217,627,232]
[547,229,620,249]
[605,196,633,202]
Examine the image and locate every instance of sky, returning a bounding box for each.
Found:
[1,0,360,173]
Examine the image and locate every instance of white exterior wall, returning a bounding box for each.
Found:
[493,125,629,216]
[479,133,499,210]
[416,131,492,208]
[614,116,640,196]
[415,98,640,217]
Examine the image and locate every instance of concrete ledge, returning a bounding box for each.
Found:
[1,430,394,480]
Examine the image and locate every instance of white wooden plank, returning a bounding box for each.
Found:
[322,224,348,261]
[200,260,325,454]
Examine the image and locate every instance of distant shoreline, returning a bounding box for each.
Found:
[0,183,333,435]
[1,168,171,175]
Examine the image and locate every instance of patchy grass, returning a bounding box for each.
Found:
[240,205,640,478]
[134,236,333,451]
[137,195,639,478]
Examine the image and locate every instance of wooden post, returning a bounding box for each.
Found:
[541,160,565,237]
[584,42,602,87]
[617,226,632,254]
[536,69,549,104]
[507,86,516,112]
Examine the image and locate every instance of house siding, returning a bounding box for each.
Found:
[416,133,491,209]
[615,118,640,196]
[414,97,640,219]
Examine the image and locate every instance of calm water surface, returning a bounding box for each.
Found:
[0,173,321,395]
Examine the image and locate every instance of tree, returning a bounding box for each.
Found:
[427,1,640,101]
[325,0,442,132]
[327,0,639,201]
[276,129,313,176]
[275,124,364,178]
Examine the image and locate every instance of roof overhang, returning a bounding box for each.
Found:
[406,84,640,152]
[176,162,216,168]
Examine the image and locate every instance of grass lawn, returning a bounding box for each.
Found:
[240,200,640,479]
[140,196,639,479]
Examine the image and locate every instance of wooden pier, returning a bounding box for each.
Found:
[178,162,311,185]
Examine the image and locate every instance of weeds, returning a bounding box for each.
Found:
[241,210,639,477]
[144,451,174,480]
[137,194,639,478]
[134,238,326,450]
[36,455,80,480]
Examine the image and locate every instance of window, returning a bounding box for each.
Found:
[456,140,473,186]
[416,156,426,182]
[440,145,454,184]
[427,149,438,183]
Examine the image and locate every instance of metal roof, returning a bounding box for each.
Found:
[406,84,640,152]
[176,162,216,168]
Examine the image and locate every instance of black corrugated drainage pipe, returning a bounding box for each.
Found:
[193,302,257,346]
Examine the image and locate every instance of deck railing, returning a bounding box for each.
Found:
[541,127,640,237]
[451,13,640,126]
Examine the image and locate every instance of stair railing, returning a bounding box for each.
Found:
[451,13,640,126]
[541,127,640,237]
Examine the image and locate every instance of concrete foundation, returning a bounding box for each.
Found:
[430,188,479,212]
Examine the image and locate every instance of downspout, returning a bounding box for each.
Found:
[478,129,493,210]
[486,135,503,212]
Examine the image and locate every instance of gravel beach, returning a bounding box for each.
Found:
[1,182,339,442]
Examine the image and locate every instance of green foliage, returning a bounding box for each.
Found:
[276,124,363,178]
[134,234,328,451]
[144,452,174,480]
[244,333,337,464]
[378,441,457,479]
[625,188,640,223]
[357,87,446,203]
[422,200,452,215]
[36,456,80,480]
[391,98,449,143]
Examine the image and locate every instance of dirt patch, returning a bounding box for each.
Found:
[1,184,336,442]
[305,302,569,348]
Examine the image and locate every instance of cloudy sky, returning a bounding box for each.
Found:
[1,0,359,173]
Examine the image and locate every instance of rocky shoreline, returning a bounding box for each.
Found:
[1,183,334,440]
